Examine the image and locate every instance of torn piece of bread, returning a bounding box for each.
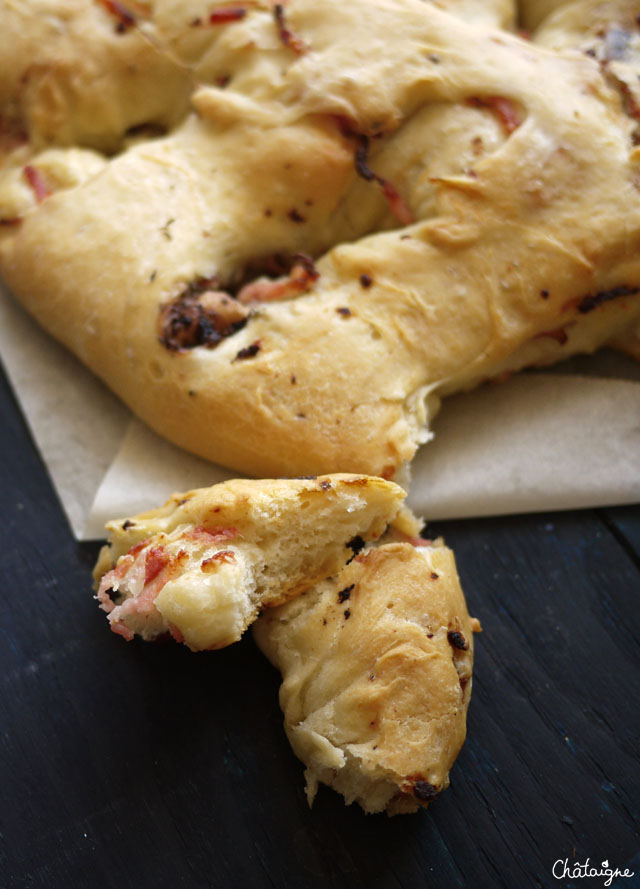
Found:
[254,540,480,815]
[93,475,406,651]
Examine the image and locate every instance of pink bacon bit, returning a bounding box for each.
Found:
[144,546,171,584]
[110,621,135,641]
[23,165,50,203]
[381,181,415,227]
[237,254,319,304]
[96,0,136,32]
[354,135,415,226]
[467,96,522,135]
[168,623,185,643]
[273,3,308,55]
[185,525,239,544]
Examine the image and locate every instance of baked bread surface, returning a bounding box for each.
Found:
[1,0,639,476]
[254,540,479,814]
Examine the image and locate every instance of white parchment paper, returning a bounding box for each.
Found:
[1,283,639,539]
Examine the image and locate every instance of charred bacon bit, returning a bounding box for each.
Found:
[360,274,373,288]
[411,780,440,803]
[447,629,469,651]
[467,96,523,134]
[122,519,135,530]
[354,135,415,225]
[233,341,261,361]
[347,535,365,556]
[337,584,354,604]
[159,287,249,351]
[0,217,22,227]
[534,327,569,346]
[97,0,136,32]
[237,254,319,304]
[209,5,248,24]
[354,135,377,183]
[336,307,351,317]
[273,4,307,55]
[563,284,640,314]
[23,165,50,203]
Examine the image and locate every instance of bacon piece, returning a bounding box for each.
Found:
[168,623,185,643]
[237,255,319,303]
[0,218,22,227]
[562,284,640,314]
[209,5,248,24]
[354,136,415,226]
[107,558,172,639]
[145,546,170,585]
[185,525,239,544]
[23,165,50,203]
[96,0,136,31]
[159,288,249,351]
[467,96,523,134]
[273,3,307,55]
[201,550,236,571]
[110,621,135,641]
[381,181,414,226]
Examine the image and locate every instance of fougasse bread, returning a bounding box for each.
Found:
[92,474,411,650]
[0,0,639,479]
[93,473,480,816]
[254,539,480,815]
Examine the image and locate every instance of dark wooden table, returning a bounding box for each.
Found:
[1,364,639,889]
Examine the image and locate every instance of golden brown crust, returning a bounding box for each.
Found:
[1,0,639,477]
[254,541,478,815]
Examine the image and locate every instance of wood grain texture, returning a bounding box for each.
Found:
[0,366,638,889]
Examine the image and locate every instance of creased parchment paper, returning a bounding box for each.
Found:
[1,283,639,539]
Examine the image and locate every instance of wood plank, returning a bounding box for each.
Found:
[1,366,638,889]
